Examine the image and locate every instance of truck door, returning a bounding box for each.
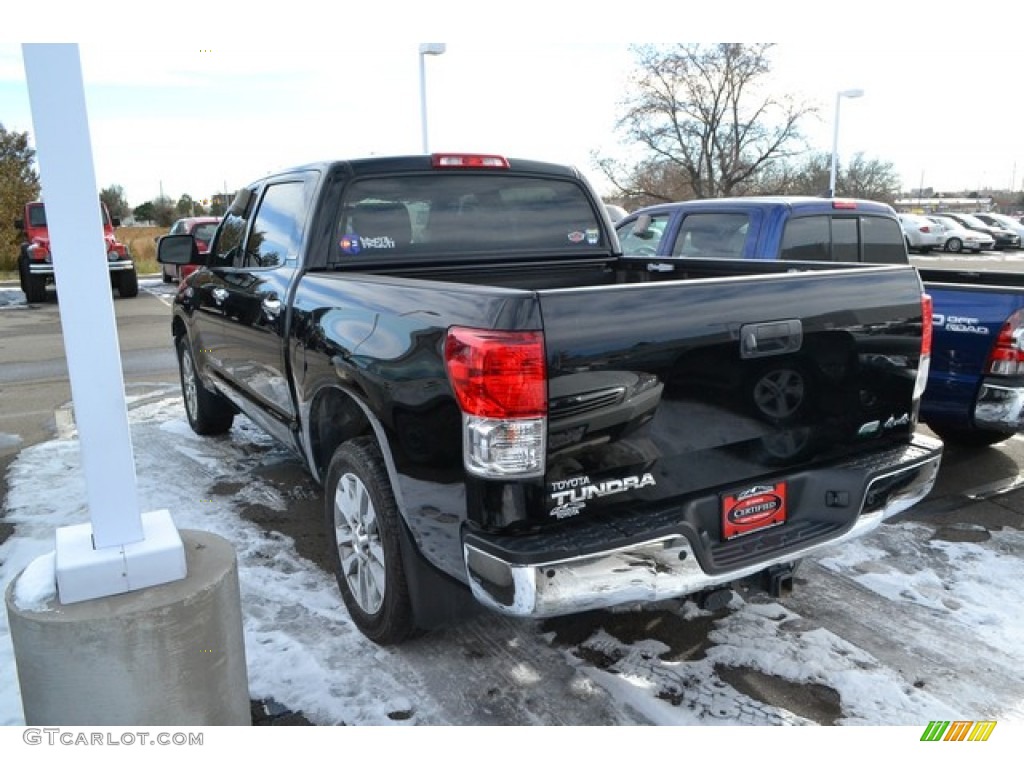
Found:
[201,177,312,444]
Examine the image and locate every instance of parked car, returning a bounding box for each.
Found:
[161,216,221,282]
[971,212,1024,248]
[925,215,995,253]
[932,212,1020,250]
[898,213,944,253]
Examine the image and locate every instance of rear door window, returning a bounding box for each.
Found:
[671,213,749,258]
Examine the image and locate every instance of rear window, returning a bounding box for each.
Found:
[780,214,906,264]
[329,174,603,266]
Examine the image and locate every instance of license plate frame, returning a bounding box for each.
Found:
[721,481,788,540]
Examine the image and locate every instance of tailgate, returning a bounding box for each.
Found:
[537,266,926,525]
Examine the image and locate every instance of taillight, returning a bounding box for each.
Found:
[432,153,510,169]
[986,309,1024,375]
[921,293,933,357]
[914,293,933,402]
[445,327,546,478]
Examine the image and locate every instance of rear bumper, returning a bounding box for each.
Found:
[973,381,1024,432]
[463,434,942,618]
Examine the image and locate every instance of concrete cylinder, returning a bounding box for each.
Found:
[5,529,250,725]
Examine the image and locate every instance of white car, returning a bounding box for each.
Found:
[898,213,944,253]
[926,215,995,254]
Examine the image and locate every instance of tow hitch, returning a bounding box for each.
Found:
[763,563,795,598]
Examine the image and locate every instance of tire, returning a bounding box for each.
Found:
[118,268,139,298]
[162,268,172,284]
[176,335,234,435]
[325,437,416,645]
[945,237,963,253]
[25,273,47,304]
[18,252,28,294]
[928,424,1013,449]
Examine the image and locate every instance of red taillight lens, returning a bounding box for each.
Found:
[986,309,1024,375]
[445,327,546,418]
[921,293,933,357]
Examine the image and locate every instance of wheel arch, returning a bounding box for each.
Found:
[306,384,391,489]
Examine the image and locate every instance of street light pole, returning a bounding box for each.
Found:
[829,88,864,197]
[419,43,446,154]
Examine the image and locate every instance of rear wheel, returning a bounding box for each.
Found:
[325,437,416,645]
[176,335,234,435]
[24,272,47,303]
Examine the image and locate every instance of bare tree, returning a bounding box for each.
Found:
[840,153,901,204]
[599,44,817,205]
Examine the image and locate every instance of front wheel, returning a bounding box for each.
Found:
[325,437,416,645]
[176,335,234,435]
[945,237,963,253]
[118,268,139,298]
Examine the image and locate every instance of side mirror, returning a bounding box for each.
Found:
[111,217,121,227]
[633,214,653,240]
[157,234,202,265]
[14,218,24,230]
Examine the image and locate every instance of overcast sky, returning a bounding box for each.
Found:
[1,5,1020,207]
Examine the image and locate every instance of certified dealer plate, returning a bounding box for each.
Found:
[721,481,787,539]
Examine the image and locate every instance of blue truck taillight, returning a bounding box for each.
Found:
[444,327,546,478]
[986,308,1024,376]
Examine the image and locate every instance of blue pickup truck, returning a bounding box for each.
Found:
[615,196,1024,447]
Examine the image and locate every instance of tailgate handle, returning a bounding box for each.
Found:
[740,320,803,359]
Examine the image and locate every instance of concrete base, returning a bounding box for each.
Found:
[5,529,250,726]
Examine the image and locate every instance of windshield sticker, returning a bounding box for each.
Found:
[340,235,362,255]
[341,233,397,254]
[567,230,586,244]
[586,228,599,244]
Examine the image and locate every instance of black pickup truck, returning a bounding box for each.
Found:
[159,153,943,644]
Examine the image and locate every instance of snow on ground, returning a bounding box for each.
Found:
[2,388,1023,731]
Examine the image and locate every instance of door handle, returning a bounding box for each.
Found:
[740,319,803,359]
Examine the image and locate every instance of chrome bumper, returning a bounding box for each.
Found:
[974,383,1024,432]
[29,259,135,275]
[464,434,943,618]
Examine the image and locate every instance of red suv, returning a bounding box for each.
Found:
[160,216,221,282]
